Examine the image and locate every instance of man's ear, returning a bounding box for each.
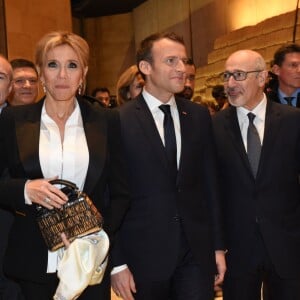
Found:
[139,60,151,76]
[7,81,13,96]
[258,70,268,87]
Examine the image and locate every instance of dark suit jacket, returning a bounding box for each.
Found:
[112,95,224,281]
[212,100,300,278]
[0,96,130,283]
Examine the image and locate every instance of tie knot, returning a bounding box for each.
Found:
[159,104,171,115]
[284,96,294,105]
[247,112,256,123]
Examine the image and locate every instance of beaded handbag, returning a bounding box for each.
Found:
[36,179,103,251]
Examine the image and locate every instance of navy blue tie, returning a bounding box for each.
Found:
[284,96,294,106]
[247,112,261,177]
[159,105,177,180]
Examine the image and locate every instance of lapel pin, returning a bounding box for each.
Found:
[182,111,187,115]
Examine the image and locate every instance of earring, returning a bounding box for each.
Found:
[41,81,46,93]
[78,84,82,95]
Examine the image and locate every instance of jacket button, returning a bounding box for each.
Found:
[173,215,181,222]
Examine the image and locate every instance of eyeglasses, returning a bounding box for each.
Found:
[163,56,189,68]
[221,70,263,82]
[14,78,38,86]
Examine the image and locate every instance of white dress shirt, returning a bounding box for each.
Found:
[142,88,181,167]
[236,94,267,151]
[39,99,89,272]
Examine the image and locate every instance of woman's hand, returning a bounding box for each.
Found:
[61,232,71,249]
[26,178,68,209]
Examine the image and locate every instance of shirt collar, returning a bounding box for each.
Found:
[142,88,176,113]
[278,88,300,100]
[0,101,7,113]
[237,93,267,122]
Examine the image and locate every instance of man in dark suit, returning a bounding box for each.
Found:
[212,49,300,300]
[111,32,226,300]
[0,55,23,300]
[266,43,300,107]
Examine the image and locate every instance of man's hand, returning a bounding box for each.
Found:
[111,267,136,300]
[214,250,226,287]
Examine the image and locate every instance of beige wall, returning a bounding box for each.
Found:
[5,0,72,61]
[198,8,300,100]
[75,0,296,97]
[73,13,135,95]
[3,0,297,99]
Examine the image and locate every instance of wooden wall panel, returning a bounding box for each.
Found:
[0,0,7,56]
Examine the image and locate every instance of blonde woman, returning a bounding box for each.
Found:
[0,31,130,300]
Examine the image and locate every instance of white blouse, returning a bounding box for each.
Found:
[39,99,89,272]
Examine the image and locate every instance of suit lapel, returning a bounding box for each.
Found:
[79,98,106,194]
[175,98,189,176]
[296,93,300,108]
[134,96,170,173]
[258,101,281,176]
[16,100,44,178]
[224,107,254,176]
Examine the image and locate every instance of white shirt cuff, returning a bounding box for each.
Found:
[24,180,32,205]
[111,264,128,275]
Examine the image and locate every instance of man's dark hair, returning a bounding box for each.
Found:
[136,32,185,77]
[273,43,300,66]
[91,87,110,97]
[212,85,227,100]
[10,58,38,76]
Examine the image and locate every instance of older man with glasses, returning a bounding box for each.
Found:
[212,49,300,300]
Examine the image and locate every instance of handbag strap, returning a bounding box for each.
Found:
[49,179,78,190]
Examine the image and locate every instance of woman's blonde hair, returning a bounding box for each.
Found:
[116,65,142,106]
[35,31,89,93]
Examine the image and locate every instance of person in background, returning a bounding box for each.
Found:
[264,69,278,95]
[267,43,300,107]
[196,97,219,115]
[0,55,12,110]
[91,87,111,107]
[0,31,130,300]
[176,57,196,100]
[211,84,229,111]
[213,49,300,300]
[116,65,144,106]
[111,32,226,300]
[0,55,24,300]
[9,58,38,106]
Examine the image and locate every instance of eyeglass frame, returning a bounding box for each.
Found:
[221,70,263,82]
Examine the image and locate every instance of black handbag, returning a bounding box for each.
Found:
[36,179,103,251]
